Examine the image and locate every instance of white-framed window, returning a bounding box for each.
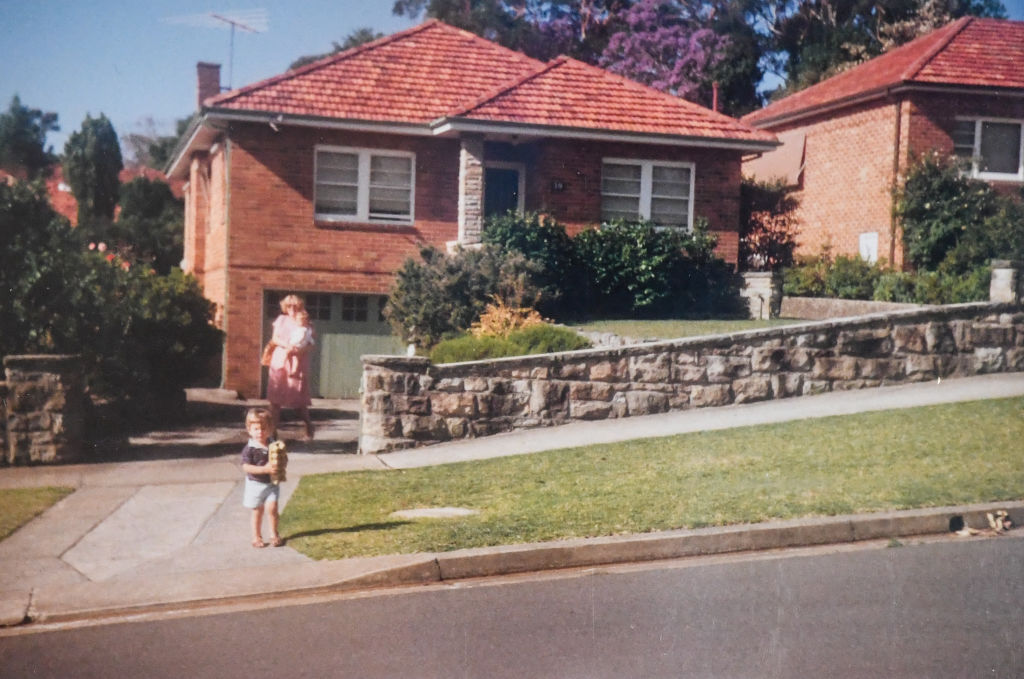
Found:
[952,117,1024,181]
[315,146,415,224]
[601,158,694,229]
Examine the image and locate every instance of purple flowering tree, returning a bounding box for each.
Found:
[599,0,731,101]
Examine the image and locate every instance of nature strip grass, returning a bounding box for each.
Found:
[0,486,74,541]
[281,397,1024,561]
[578,318,803,340]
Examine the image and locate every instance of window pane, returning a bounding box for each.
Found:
[315,184,357,215]
[370,155,412,187]
[602,163,641,195]
[369,155,412,218]
[651,197,688,225]
[601,195,640,221]
[341,295,368,322]
[951,120,976,159]
[979,122,1022,174]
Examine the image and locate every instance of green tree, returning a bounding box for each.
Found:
[289,27,386,70]
[113,177,184,274]
[0,95,59,179]
[0,180,221,410]
[63,113,124,224]
[762,0,1006,96]
[123,115,195,170]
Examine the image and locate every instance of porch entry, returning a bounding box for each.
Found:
[484,162,525,217]
[263,291,405,399]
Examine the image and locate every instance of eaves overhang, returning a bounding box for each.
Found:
[165,108,435,179]
[166,107,779,178]
[432,116,779,153]
[746,82,1024,130]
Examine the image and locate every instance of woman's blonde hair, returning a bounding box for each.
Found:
[279,294,305,313]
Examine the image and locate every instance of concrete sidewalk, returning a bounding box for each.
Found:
[1,372,1023,627]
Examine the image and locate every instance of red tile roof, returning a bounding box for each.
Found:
[452,56,776,143]
[207,20,770,145]
[209,21,543,124]
[743,17,1024,127]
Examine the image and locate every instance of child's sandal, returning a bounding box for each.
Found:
[271,537,285,548]
[252,538,266,548]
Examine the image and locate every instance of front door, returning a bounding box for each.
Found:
[484,165,524,218]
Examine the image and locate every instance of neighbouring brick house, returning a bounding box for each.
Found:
[742,17,1024,268]
[167,20,776,399]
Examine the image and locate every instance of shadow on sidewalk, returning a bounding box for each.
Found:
[83,393,361,463]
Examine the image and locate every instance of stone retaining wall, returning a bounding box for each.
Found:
[3,355,88,465]
[780,296,924,320]
[360,303,1024,454]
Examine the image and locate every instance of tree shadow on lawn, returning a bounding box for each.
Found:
[286,521,413,540]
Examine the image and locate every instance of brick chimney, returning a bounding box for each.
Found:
[196,62,221,109]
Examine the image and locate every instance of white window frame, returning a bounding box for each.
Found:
[952,117,1024,182]
[601,158,695,230]
[314,145,416,224]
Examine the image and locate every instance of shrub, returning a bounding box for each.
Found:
[739,178,799,272]
[386,245,543,349]
[483,212,580,316]
[824,255,880,300]
[430,323,591,364]
[0,180,221,410]
[470,297,546,338]
[895,152,1024,271]
[573,218,744,318]
[782,254,830,297]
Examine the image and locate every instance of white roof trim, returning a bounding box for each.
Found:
[433,118,778,152]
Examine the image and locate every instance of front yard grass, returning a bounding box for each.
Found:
[281,397,1024,560]
[576,318,803,340]
[0,487,74,541]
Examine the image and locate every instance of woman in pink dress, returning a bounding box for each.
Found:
[266,294,314,439]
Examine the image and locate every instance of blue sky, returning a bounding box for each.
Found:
[0,1,416,155]
[2,0,1023,158]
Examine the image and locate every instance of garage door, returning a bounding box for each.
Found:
[263,292,406,399]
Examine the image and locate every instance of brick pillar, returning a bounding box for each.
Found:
[197,62,221,108]
[458,135,485,245]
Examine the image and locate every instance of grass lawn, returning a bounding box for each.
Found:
[0,487,74,541]
[576,318,804,340]
[281,397,1024,561]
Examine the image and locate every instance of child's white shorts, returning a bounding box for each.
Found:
[243,478,280,509]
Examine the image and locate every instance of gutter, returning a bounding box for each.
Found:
[432,117,779,153]
[746,83,1024,131]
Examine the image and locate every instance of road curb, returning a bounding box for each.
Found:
[8,501,1020,628]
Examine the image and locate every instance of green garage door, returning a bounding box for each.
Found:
[264,292,405,399]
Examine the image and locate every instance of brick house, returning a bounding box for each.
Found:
[742,17,1024,267]
[167,20,776,398]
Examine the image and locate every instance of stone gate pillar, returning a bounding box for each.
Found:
[3,355,87,465]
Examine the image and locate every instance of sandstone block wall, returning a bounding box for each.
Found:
[3,355,87,465]
[360,303,1024,454]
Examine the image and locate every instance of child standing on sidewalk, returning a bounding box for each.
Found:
[240,408,285,548]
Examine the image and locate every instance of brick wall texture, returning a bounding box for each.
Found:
[756,92,1024,267]
[184,122,747,396]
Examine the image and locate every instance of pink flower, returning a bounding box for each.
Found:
[88,242,96,250]
[97,242,107,252]
[121,261,131,271]
[105,253,116,262]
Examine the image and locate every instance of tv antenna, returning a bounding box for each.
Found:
[163,8,269,89]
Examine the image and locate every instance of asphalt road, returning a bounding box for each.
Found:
[2,535,1021,678]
